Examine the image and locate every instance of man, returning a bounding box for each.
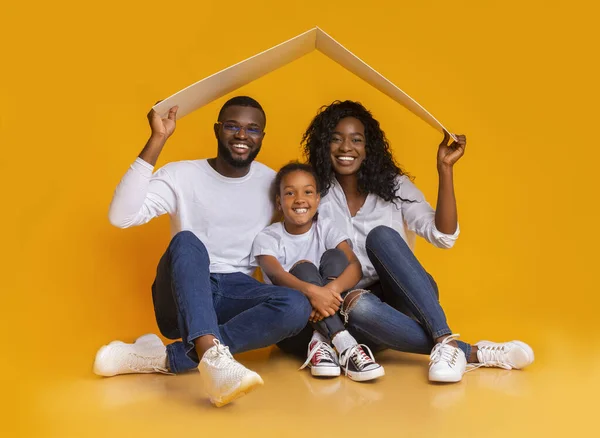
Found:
[94,96,312,407]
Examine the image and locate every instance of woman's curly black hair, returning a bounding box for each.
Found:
[302,100,412,202]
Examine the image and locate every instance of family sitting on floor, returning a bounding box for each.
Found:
[94,96,534,407]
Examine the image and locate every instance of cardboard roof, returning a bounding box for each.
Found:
[153,27,456,140]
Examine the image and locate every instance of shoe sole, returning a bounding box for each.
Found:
[211,374,264,408]
[345,366,385,382]
[310,366,341,377]
[429,373,463,383]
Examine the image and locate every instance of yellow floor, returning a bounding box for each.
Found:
[18,327,596,437]
[4,1,600,436]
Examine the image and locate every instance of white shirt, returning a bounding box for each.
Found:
[318,175,459,288]
[251,218,350,284]
[109,157,275,275]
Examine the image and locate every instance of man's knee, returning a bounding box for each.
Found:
[168,231,209,256]
[278,290,312,333]
[170,230,199,246]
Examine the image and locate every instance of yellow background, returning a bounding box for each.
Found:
[2,0,599,436]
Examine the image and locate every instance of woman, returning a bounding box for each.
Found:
[278,100,533,383]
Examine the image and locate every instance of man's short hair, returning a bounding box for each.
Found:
[218,96,266,126]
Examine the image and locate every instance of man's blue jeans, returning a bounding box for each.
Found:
[278,226,471,359]
[152,231,312,373]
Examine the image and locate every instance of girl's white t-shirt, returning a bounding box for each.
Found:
[251,218,350,284]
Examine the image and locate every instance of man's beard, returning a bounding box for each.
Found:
[217,139,261,168]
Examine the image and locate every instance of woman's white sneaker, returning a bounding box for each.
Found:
[198,340,264,407]
[93,334,169,376]
[474,340,534,370]
[429,334,467,383]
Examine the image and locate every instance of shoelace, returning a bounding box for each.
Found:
[429,334,461,367]
[466,344,512,371]
[340,344,376,374]
[127,351,170,374]
[299,341,336,370]
[203,339,249,374]
[207,339,237,363]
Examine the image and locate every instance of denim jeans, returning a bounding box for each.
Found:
[278,226,471,359]
[152,231,312,373]
[345,225,471,357]
[287,249,348,339]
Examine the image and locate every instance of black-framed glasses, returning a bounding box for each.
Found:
[216,122,264,137]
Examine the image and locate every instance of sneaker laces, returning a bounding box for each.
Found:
[467,344,512,371]
[340,344,376,374]
[205,339,239,368]
[429,334,461,367]
[125,350,169,374]
[299,341,336,370]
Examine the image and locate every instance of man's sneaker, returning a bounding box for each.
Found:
[198,340,264,407]
[429,334,467,383]
[93,334,169,376]
[339,344,385,382]
[472,340,534,370]
[299,340,341,377]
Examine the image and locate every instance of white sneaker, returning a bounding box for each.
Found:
[93,334,169,377]
[473,340,534,370]
[299,340,341,377]
[198,340,264,407]
[429,334,467,383]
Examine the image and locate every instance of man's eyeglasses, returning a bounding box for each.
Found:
[216,122,264,137]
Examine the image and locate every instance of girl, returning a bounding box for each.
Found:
[252,162,384,382]
[279,101,534,383]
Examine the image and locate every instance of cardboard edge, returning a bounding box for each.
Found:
[152,28,319,119]
[315,27,458,141]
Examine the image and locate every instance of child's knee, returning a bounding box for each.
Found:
[289,260,320,284]
[290,259,314,270]
[320,249,349,280]
[321,248,347,265]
